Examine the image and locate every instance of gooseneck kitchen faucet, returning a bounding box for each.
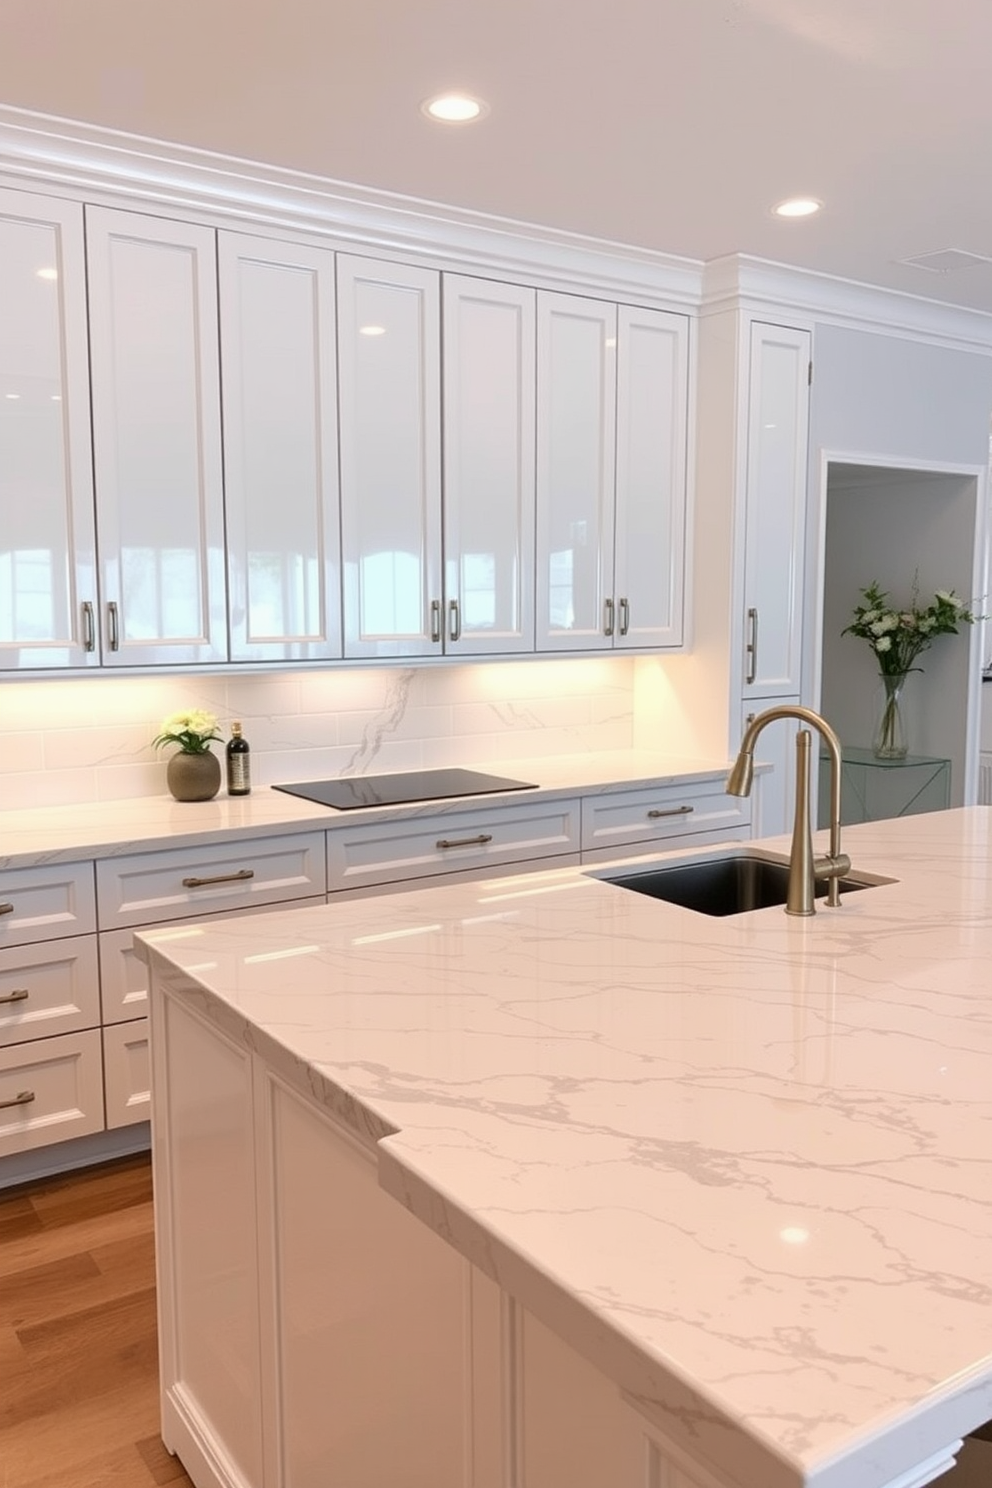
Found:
[727,705,851,916]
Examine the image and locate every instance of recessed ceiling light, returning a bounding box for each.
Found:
[773,197,823,219]
[421,93,489,124]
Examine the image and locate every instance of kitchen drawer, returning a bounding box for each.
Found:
[96,832,327,930]
[326,798,582,892]
[0,861,97,948]
[580,778,749,856]
[0,935,101,1046]
[103,1018,150,1129]
[98,896,326,1023]
[0,1028,105,1157]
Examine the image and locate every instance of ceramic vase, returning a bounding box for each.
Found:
[167,749,221,802]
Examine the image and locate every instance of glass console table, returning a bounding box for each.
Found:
[818,747,951,827]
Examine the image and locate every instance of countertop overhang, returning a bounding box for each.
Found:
[137,808,992,1488]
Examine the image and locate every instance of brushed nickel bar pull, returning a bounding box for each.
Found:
[107,600,120,652]
[0,903,14,916]
[745,606,758,685]
[82,601,96,652]
[647,805,694,819]
[430,599,442,643]
[604,597,615,637]
[0,988,29,1004]
[181,868,255,888]
[618,597,630,636]
[448,598,461,643]
[0,1090,35,1110]
[436,833,493,850]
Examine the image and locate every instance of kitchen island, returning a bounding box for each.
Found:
[139,809,992,1488]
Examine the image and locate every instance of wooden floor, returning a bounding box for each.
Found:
[0,1152,195,1488]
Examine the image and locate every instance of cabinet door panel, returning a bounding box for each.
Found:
[219,232,341,661]
[443,275,536,655]
[86,206,227,665]
[0,188,97,669]
[338,255,442,658]
[742,323,810,696]
[614,305,689,649]
[536,293,616,651]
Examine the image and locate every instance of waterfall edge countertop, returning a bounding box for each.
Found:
[138,808,992,1488]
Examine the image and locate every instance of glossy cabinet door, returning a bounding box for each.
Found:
[613,304,689,649]
[0,187,98,669]
[337,254,442,658]
[218,231,341,662]
[741,322,811,697]
[536,292,617,651]
[442,274,536,655]
[86,205,227,666]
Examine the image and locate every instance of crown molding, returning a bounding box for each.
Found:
[0,104,704,308]
[701,254,992,354]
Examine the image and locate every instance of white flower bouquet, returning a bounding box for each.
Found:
[152,709,223,755]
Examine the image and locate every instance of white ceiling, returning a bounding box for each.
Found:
[5,0,992,312]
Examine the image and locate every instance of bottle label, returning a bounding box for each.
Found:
[229,757,250,792]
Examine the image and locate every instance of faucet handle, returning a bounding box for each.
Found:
[814,852,851,881]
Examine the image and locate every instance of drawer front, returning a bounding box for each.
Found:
[98,895,326,1023]
[0,1029,105,1157]
[580,779,749,855]
[0,936,101,1046]
[96,832,327,930]
[103,1019,150,1129]
[327,799,582,892]
[0,861,97,948]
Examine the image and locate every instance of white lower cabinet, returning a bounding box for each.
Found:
[579,778,749,860]
[0,1028,105,1157]
[740,697,801,839]
[326,797,582,894]
[102,1019,150,1128]
[150,989,706,1488]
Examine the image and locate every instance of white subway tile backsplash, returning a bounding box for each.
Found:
[0,658,637,807]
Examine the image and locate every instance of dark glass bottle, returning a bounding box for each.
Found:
[226,720,251,796]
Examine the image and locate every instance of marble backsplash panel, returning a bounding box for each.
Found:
[0,657,636,809]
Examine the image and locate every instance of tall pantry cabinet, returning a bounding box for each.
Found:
[738,321,812,835]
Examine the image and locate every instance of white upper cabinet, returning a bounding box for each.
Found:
[536,292,617,651]
[218,232,341,662]
[0,188,98,670]
[86,206,227,666]
[536,293,689,652]
[337,254,442,659]
[741,322,811,697]
[614,304,689,649]
[442,275,536,656]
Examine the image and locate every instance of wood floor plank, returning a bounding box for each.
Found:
[0,1154,195,1486]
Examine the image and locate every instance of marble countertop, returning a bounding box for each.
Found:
[137,808,992,1488]
[0,750,736,870]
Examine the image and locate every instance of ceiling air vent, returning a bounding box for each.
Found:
[898,249,992,273]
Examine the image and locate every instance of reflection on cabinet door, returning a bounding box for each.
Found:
[86,205,227,666]
[613,304,689,650]
[442,275,536,655]
[741,323,810,697]
[0,187,97,670]
[337,254,442,659]
[218,231,342,662]
[536,292,617,652]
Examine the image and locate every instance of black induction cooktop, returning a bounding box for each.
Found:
[272,768,538,811]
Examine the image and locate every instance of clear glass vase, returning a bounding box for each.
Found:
[872,671,909,760]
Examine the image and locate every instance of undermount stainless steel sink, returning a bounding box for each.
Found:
[594,852,894,918]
